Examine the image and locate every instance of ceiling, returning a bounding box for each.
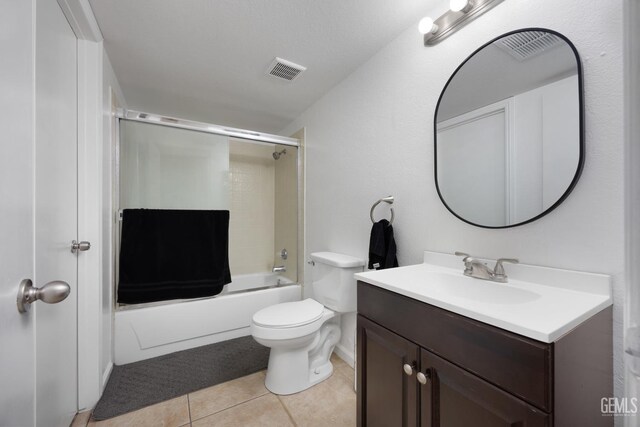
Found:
[89,0,437,134]
[437,39,577,122]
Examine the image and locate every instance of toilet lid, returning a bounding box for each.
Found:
[253,299,325,328]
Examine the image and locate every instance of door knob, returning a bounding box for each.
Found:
[17,279,70,313]
[71,240,91,253]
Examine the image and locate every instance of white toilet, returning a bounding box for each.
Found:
[251,251,364,395]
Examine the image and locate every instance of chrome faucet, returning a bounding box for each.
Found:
[455,252,519,283]
[272,265,287,273]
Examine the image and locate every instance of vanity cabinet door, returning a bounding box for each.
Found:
[357,315,420,427]
[419,349,550,427]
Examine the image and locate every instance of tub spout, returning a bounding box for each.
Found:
[272,265,286,273]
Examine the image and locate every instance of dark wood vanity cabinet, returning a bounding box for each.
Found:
[356,281,613,427]
[357,316,419,427]
[419,348,549,426]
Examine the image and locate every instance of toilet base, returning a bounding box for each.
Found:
[263,322,341,395]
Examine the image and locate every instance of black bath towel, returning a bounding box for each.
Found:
[368,219,398,270]
[118,209,231,304]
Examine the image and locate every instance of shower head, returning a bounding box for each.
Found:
[272,149,286,160]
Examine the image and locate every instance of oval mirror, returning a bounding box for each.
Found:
[434,29,584,228]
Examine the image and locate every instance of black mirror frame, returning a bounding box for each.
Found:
[433,28,585,229]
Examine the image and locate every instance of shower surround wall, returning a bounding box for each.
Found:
[274,143,299,283]
[229,141,276,275]
[282,0,625,402]
[229,140,299,280]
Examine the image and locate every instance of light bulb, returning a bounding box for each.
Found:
[450,0,473,13]
[418,16,438,35]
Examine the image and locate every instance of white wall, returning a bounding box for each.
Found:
[0,1,36,425]
[282,0,625,399]
[509,76,582,221]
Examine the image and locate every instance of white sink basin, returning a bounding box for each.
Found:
[421,271,541,304]
[355,251,612,343]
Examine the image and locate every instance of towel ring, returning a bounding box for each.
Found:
[370,196,394,224]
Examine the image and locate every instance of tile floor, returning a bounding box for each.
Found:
[71,354,356,427]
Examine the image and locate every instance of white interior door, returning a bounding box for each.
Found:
[0,2,38,426]
[35,0,79,425]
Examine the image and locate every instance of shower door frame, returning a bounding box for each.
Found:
[113,109,304,310]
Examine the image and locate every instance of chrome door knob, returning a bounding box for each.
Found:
[403,363,414,376]
[71,240,91,253]
[17,279,71,313]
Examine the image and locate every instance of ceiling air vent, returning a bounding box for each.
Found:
[267,57,306,81]
[495,31,563,61]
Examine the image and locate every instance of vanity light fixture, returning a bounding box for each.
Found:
[420,0,504,46]
[450,0,474,13]
[418,16,438,34]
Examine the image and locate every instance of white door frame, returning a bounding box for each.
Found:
[77,38,108,411]
[58,0,109,410]
[624,0,640,421]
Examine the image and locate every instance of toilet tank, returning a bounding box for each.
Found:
[310,252,365,313]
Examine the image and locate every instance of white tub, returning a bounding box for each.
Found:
[114,273,301,364]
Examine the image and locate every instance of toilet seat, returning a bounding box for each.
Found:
[253,299,325,328]
[251,299,335,342]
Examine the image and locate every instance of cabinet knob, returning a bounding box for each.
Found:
[417,372,428,384]
[403,363,414,376]
[417,368,433,385]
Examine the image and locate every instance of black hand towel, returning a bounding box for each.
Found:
[368,219,399,270]
[118,209,232,304]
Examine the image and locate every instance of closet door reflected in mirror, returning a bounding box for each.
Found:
[434,29,584,228]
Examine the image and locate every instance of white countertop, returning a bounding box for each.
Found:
[354,251,612,343]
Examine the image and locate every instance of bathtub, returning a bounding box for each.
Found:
[114,273,301,364]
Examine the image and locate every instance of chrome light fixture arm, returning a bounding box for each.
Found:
[419,0,505,46]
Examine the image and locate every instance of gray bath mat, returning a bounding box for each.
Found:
[92,335,269,420]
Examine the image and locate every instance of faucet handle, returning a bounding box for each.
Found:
[455,252,473,274]
[494,258,519,276]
